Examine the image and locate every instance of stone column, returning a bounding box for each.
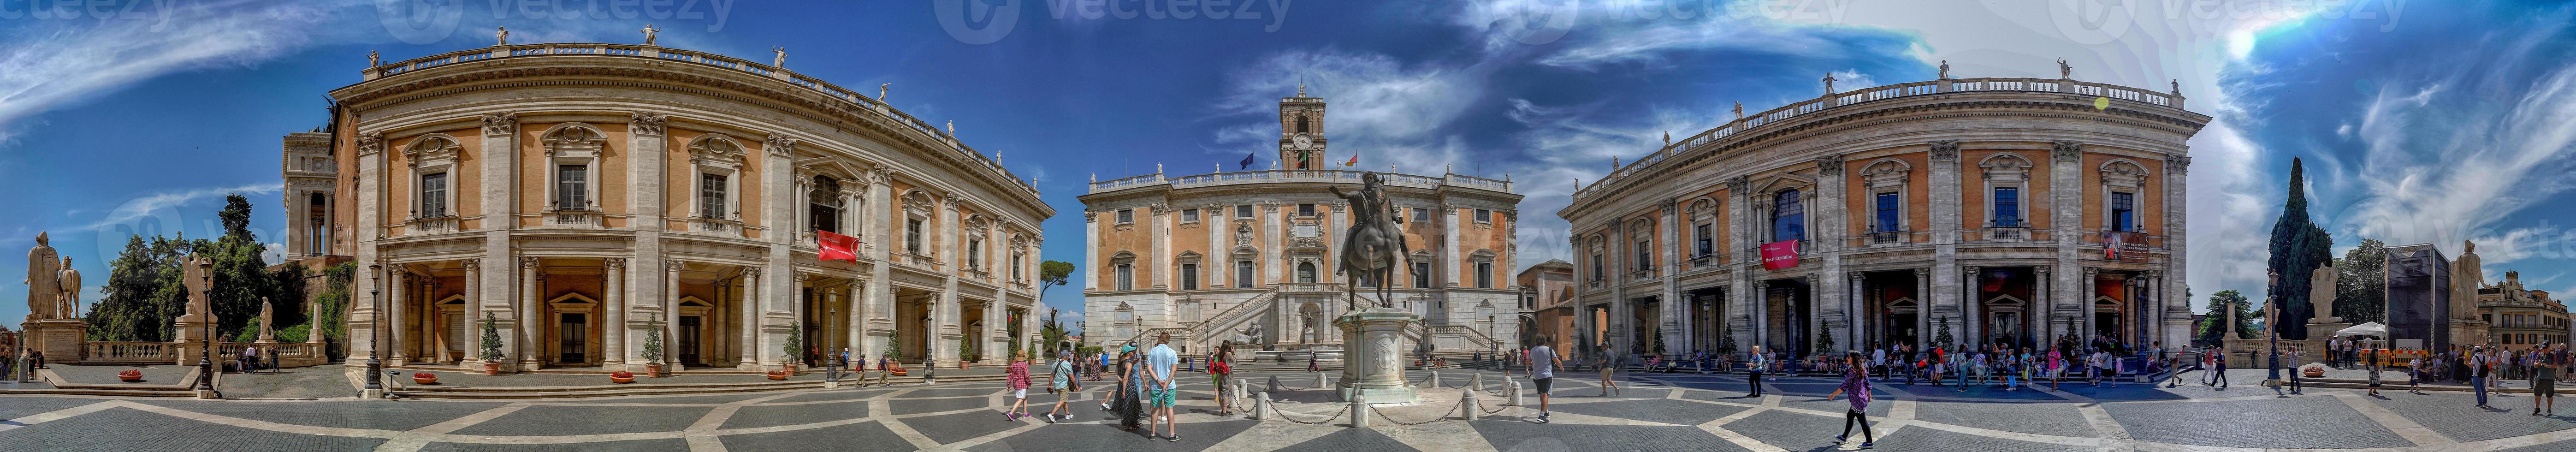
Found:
[846,280,866,357]
[2035,267,2053,342]
[603,258,627,369]
[1263,203,1283,283]
[1151,204,1171,289]
[1443,204,1463,287]
[2051,142,2085,345]
[627,112,669,370]
[1726,177,1756,352]
[1850,272,1866,348]
[1659,200,1684,353]
[2163,156,2194,345]
[1914,268,1931,347]
[388,267,409,365]
[518,257,543,370]
[2081,267,2098,343]
[1606,220,1630,356]
[740,267,763,370]
[930,289,955,366]
[1207,204,1228,287]
[1811,155,1850,353]
[462,259,483,363]
[865,172,896,357]
[793,272,810,365]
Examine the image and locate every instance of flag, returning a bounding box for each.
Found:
[1759,240,1800,270]
[1343,154,1358,167]
[817,230,859,262]
[1239,153,1255,170]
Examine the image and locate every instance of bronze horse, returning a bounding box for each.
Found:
[1329,173,1409,311]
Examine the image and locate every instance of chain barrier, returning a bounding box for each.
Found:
[1372,400,1466,426]
[1476,396,1515,415]
[1272,403,1351,425]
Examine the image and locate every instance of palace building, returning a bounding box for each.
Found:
[284,42,1051,372]
[1078,90,1526,357]
[1558,75,2209,359]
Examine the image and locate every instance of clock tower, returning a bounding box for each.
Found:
[1279,85,1326,169]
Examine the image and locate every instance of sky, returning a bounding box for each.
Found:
[0,0,2567,327]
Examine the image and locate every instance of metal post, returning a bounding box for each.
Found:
[196,261,217,398]
[366,264,384,396]
[2265,270,2281,384]
[826,307,840,385]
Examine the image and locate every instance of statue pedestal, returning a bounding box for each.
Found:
[1335,308,1419,404]
[21,319,86,363]
[174,319,216,366]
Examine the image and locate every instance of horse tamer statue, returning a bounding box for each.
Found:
[1328,173,1410,311]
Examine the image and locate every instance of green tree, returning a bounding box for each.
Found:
[208,194,277,340]
[2200,290,2262,340]
[2335,238,2390,324]
[478,313,507,362]
[313,262,355,357]
[1040,308,1071,355]
[2265,159,2333,340]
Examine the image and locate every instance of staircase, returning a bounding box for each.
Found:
[1189,291,1277,341]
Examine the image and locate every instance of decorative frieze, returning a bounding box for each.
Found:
[1928,141,1960,162]
[481,112,518,136]
[2052,141,2084,162]
[628,112,667,135]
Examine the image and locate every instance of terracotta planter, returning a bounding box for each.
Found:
[412,373,438,385]
[610,371,636,384]
[117,370,144,382]
[782,363,797,374]
[483,362,502,375]
[766,371,789,381]
[645,363,664,378]
[2302,367,2325,378]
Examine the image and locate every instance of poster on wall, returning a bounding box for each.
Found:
[1760,240,1801,270]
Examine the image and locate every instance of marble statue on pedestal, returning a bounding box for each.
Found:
[56,257,80,319]
[257,297,277,342]
[1329,173,1408,310]
[25,232,59,320]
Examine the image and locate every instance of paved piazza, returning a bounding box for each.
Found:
[7,368,2576,451]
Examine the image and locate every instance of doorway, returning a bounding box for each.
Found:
[558,313,588,363]
[679,315,703,364]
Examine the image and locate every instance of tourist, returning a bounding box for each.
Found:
[1211,341,1236,417]
[1746,345,1767,397]
[1146,333,1181,441]
[1306,350,1319,372]
[1004,350,1033,421]
[2046,347,2064,390]
[1103,346,1130,412]
[2541,344,2564,416]
[1526,335,1563,422]
[1047,350,1079,423]
[2472,345,2492,407]
[2408,354,2424,394]
[1118,345,1146,431]
[2286,345,2303,394]
[1599,345,1622,397]
[1825,351,1877,450]
[2367,348,2384,396]
[1928,349,1945,389]
[2108,348,2122,388]
[236,346,256,374]
[1901,343,1917,385]
[1871,342,1887,380]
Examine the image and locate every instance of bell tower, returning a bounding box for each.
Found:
[1279,85,1326,169]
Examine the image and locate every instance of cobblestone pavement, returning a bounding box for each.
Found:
[7,368,2576,451]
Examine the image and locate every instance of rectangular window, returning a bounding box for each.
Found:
[419,172,448,217]
[556,164,588,209]
[1476,262,1494,288]
[1117,208,1135,224]
[1298,203,1316,217]
[1115,263,1134,291]
[1885,191,1906,231]
[1412,208,1429,223]
[1412,262,1433,288]
[1235,261,1254,288]
[905,219,924,255]
[1182,208,1199,222]
[967,239,983,269]
[1591,255,1605,281]
[1180,263,1199,290]
[1236,204,1253,218]
[2110,191,2136,232]
[1994,187,2021,226]
[1011,254,1025,280]
[1475,209,1492,222]
[699,173,727,218]
[1635,239,1652,271]
[1694,224,1713,257]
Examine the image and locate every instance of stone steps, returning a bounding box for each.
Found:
[390,372,1015,399]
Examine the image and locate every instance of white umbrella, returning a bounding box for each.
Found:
[2336,322,2388,338]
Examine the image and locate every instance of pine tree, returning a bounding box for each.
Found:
[641,318,665,364]
[2335,239,2390,324]
[478,313,506,362]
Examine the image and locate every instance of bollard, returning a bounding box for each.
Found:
[1471,372,1485,391]
[1316,372,1328,388]
[1253,392,1272,420]
[1458,388,1480,420]
[1507,381,1524,406]
[1232,378,1249,404]
[1269,375,1283,393]
[1350,401,1370,428]
[1427,370,1441,388]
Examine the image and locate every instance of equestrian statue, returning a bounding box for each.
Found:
[1328,172,1410,311]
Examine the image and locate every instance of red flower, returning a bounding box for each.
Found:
[610,371,634,378]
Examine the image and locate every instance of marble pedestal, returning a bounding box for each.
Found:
[174,320,216,367]
[21,319,86,363]
[1335,308,1419,404]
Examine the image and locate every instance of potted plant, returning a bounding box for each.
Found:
[959,340,975,369]
[117,369,144,382]
[780,321,802,374]
[640,318,667,377]
[477,313,507,375]
[609,370,636,384]
[884,339,906,376]
[765,370,790,381]
[412,372,438,385]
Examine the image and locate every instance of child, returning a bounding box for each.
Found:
[1004,351,1033,421]
[2408,356,2424,394]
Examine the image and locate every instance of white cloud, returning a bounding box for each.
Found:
[2331,63,2576,262]
[1213,49,1484,174]
[0,0,339,141]
[75,184,281,232]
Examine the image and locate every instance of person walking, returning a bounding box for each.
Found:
[1004,350,1033,421]
[1210,341,1236,416]
[2047,347,2064,390]
[1871,344,1888,381]
[1746,345,1768,397]
[1599,346,1622,397]
[1046,349,1079,423]
[2472,345,2492,407]
[2286,345,2304,394]
[2367,348,2384,396]
[2211,348,2229,388]
[1146,333,1181,441]
[1825,351,1877,450]
[1525,336,1563,422]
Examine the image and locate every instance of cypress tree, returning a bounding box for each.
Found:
[2266,159,2333,340]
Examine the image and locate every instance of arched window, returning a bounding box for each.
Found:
[809,176,841,233]
[1297,262,1318,283]
[1771,190,1805,242]
[1296,116,1309,133]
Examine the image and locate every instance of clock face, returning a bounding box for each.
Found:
[1292,134,1313,149]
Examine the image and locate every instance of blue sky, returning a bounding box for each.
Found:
[0,0,2562,327]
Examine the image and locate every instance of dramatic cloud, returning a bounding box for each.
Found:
[0,0,337,142]
[1214,49,1485,174]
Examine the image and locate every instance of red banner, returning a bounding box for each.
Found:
[817,230,860,262]
[1760,240,1801,270]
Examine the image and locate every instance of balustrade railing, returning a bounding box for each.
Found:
[1094,169,1515,194]
[1570,77,2187,205]
[84,342,176,364]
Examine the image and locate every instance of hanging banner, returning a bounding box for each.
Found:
[1760,240,1801,270]
[817,230,861,262]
